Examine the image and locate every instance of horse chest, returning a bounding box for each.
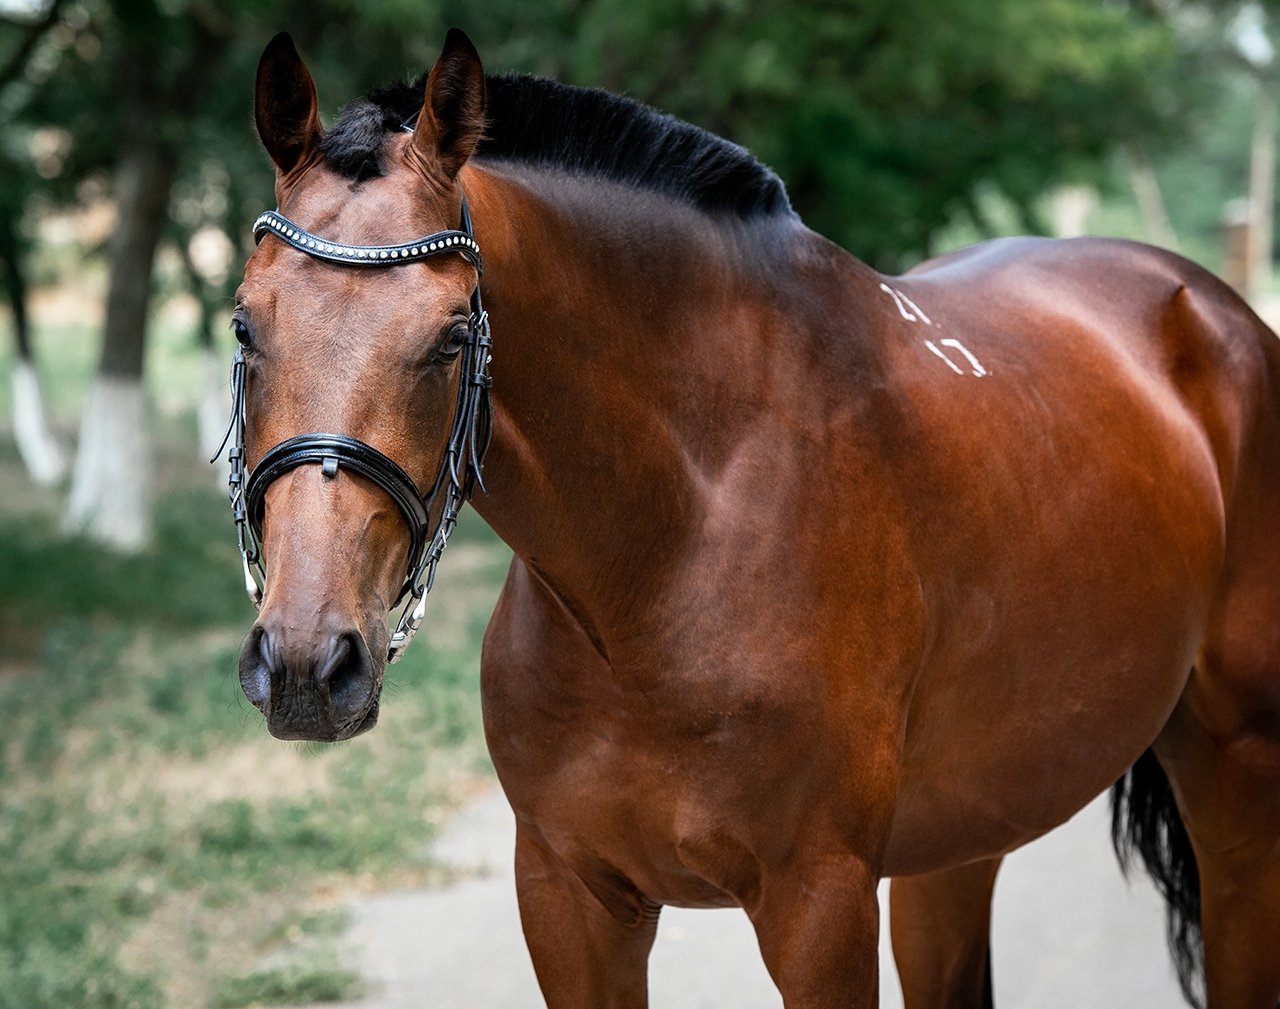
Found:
[489,670,811,805]
[496,725,794,908]
[483,640,868,906]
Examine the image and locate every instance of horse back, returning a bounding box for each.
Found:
[891,235,1278,568]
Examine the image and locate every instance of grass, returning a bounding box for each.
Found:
[212,964,362,1008]
[208,911,360,1007]
[0,361,510,1008]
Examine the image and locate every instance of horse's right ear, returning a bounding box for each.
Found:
[255,32,322,177]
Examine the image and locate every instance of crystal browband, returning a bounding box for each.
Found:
[252,210,483,271]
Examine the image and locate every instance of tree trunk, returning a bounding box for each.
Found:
[64,130,170,545]
[1049,185,1098,238]
[64,15,230,548]
[64,56,172,548]
[1248,81,1276,300]
[176,234,231,480]
[3,241,66,486]
[64,374,153,546]
[1125,143,1179,252]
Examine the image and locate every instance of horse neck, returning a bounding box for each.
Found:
[460,163,809,635]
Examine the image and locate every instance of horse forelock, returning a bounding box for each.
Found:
[316,73,794,220]
[318,92,417,181]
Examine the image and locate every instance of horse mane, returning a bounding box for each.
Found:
[317,74,794,220]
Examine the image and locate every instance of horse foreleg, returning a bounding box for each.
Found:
[514,827,659,1009]
[747,854,881,1008]
[889,858,1001,1009]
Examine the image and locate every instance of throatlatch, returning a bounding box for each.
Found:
[213,198,493,664]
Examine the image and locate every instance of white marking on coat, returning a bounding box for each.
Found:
[880,282,932,325]
[897,292,932,325]
[879,283,914,320]
[940,338,988,376]
[924,340,965,375]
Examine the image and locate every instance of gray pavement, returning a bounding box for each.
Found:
[314,789,1185,1008]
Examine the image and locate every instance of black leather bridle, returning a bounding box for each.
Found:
[214,197,493,664]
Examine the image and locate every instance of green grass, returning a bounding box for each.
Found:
[0,488,247,662]
[0,397,509,1008]
[212,961,361,1008]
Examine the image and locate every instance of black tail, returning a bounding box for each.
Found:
[1110,748,1204,1009]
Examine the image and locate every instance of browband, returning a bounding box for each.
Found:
[252,210,482,272]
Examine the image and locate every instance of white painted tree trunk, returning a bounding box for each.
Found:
[198,345,231,486]
[11,358,67,486]
[1125,144,1179,252]
[1248,82,1276,299]
[1049,185,1098,239]
[64,374,152,550]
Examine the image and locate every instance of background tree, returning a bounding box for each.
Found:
[1162,2,1279,295]
[559,0,1179,269]
[58,0,235,547]
[0,0,71,486]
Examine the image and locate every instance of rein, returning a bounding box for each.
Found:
[214,197,493,664]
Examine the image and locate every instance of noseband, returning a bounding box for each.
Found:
[214,197,493,664]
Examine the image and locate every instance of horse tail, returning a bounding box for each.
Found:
[1110,748,1204,1009]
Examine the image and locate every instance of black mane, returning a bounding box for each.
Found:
[317,74,793,220]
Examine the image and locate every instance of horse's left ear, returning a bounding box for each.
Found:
[411,28,486,183]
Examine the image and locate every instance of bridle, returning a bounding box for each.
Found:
[213,196,493,664]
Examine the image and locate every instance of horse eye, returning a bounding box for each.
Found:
[231,317,253,349]
[434,323,469,363]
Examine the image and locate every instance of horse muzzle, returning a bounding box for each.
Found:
[238,619,382,741]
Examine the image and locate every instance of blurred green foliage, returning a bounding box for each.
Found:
[0,0,1219,277]
[211,961,361,1009]
[563,0,1178,266]
[0,490,244,654]
[3,0,1279,290]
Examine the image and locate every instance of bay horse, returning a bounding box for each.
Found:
[226,29,1280,1009]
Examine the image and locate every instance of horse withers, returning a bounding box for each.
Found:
[224,28,1280,1009]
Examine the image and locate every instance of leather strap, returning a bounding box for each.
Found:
[253,210,482,271]
[245,434,431,579]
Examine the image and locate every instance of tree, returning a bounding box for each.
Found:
[0,0,70,487]
[1114,2,1280,287]
[57,1,234,547]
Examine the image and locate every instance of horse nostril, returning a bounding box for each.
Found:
[316,631,374,718]
[313,635,350,688]
[238,625,272,711]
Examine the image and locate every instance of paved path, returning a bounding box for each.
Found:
[314,789,1185,1008]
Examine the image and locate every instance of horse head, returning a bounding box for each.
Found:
[231,30,488,741]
